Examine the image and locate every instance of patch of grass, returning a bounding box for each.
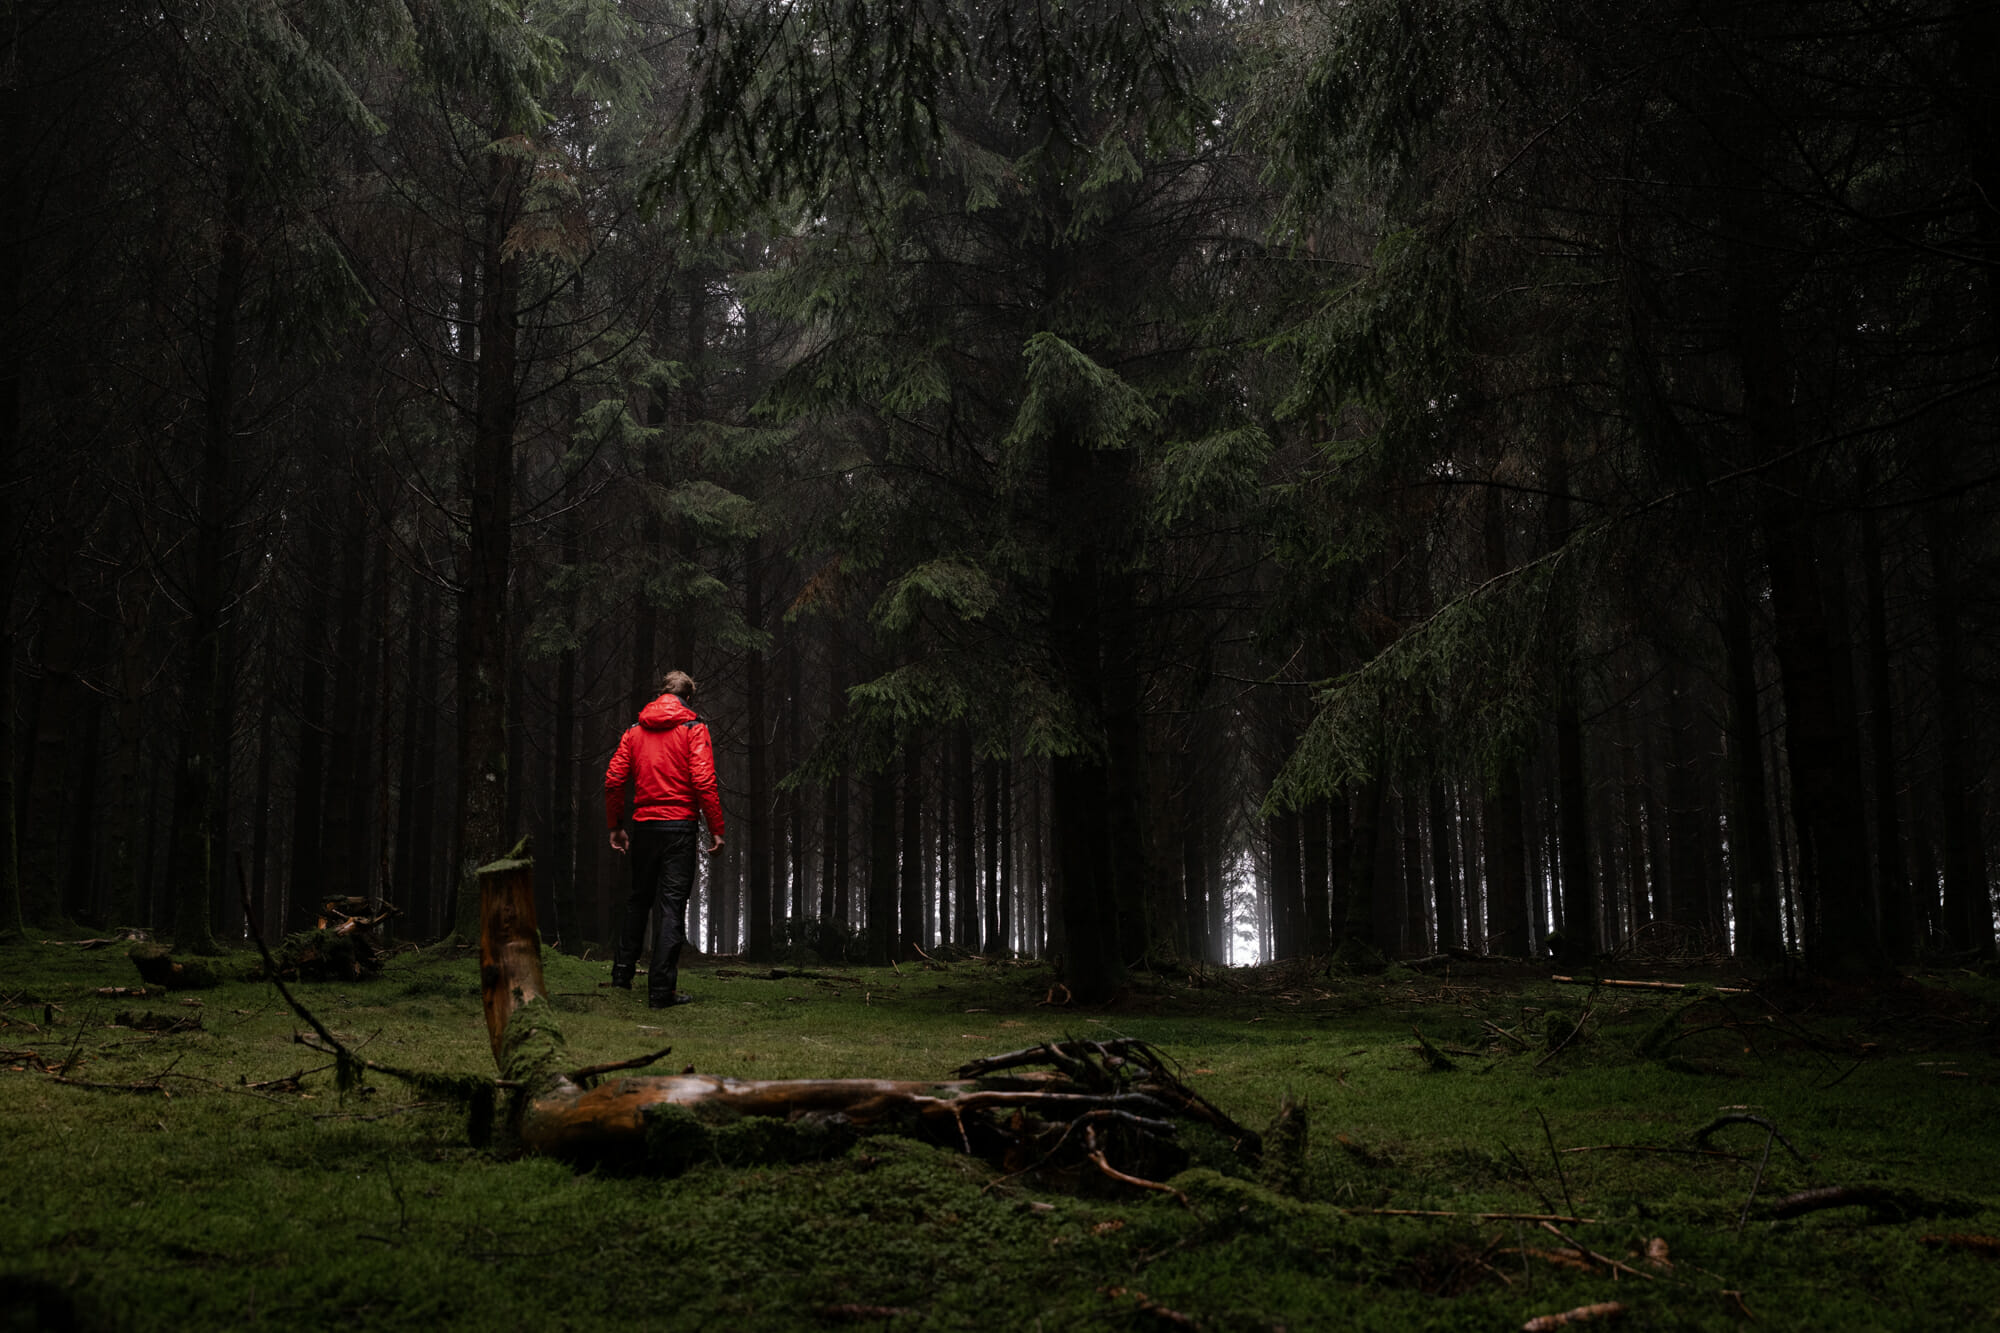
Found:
[2,941,1997,1330]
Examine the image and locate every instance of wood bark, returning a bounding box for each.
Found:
[451,145,527,941]
[478,852,1262,1173]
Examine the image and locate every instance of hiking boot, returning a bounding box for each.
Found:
[648,992,694,1009]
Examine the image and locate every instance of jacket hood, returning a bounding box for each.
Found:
[637,693,699,730]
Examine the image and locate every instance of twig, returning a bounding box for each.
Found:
[568,1045,674,1085]
[1341,1208,1598,1224]
[1537,1222,1655,1281]
[1691,1113,1806,1162]
[1539,1108,1577,1219]
[238,859,458,1097]
[1522,1301,1627,1330]
[50,1075,168,1095]
[1500,1140,1560,1215]
[1560,1144,1744,1160]
[1737,1124,1779,1231]
[1550,975,1748,994]
[1085,1126,1189,1207]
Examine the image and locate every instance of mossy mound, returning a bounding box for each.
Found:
[267,928,381,982]
[127,945,230,990]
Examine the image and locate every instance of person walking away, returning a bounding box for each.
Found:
[604,670,724,1007]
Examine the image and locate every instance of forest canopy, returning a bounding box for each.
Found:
[1,0,1994,994]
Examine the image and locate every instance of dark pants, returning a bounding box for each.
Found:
[613,820,698,1001]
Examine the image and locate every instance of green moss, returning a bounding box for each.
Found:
[2,940,1998,1331]
[496,997,567,1089]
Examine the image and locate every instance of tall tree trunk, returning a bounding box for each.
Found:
[1859,476,1912,961]
[290,536,329,932]
[900,737,924,958]
[1048,423,1126,1000]
[451,148,526,940]
[0,73,22,941]
[1481,483,1532,956]
[1427,780,1459,952]
[23,586,81,925]
[1399,786,1427,955]
[745,537,772,960]
[787,635,807,931]
[169,148,251,955]
[1339,760,1386,962]
[1545,443,1594,961]
[1269,808,1302,958]
[1722,558,1782,962]
[1928,505,1993,958]
[998,757,1014,954]
[953,724,977,950]
[321,489,368,900]
[550,497,581,953]
[982,756,1002,953]
[866,766,897,963]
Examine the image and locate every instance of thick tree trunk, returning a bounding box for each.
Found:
[1928,505,1993,958]
[451,147,527,941]
[169,148,250,955]
[0,76,22,941]
[1859,481,1911,961]
[1048,422,1130,1000]
[1722,560,1783,962]
[1268,808,1302,959]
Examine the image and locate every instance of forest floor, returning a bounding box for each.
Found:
[2,935,1997,1331]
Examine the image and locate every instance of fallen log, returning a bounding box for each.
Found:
[128,946,226,991]
[478,850,1261,1176]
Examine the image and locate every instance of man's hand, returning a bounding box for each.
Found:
[610,829,630,855]
[705,834,723,855]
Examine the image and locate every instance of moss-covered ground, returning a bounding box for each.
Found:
[2,939,1997,1331]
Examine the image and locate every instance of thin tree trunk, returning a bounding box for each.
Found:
[866,766,897,963]
[983,756,1002,953]
[745,537,772,960]
[953,724,976,949]
[900,736,923,958]
[1545,443,1594,962]
[998,757,1014,954]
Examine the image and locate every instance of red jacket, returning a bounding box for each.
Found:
[603,693,725,836]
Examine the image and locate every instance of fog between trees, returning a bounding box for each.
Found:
[2,0,1994,996]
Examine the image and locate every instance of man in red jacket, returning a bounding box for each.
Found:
[603,670,725,1008]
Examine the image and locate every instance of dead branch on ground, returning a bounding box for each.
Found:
[478,852,1262,1179]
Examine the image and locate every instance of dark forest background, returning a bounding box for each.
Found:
[2,0,1994,999]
